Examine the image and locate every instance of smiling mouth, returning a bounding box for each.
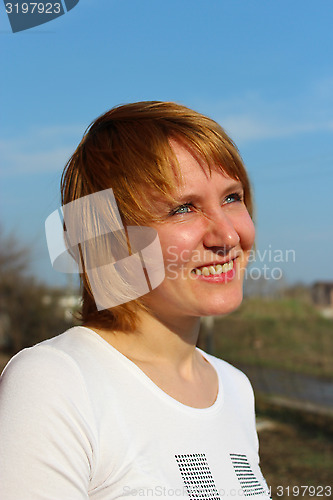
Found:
[191,260,234,276]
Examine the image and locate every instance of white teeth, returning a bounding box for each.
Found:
[215,264,223,274]
[194,260,234,276]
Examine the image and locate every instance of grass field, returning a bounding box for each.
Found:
[206,297,333,379]
[258,416,333,499]
[209,298,333,497]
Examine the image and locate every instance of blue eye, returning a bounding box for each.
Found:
[224,192,243,204]
[171,203,193,215]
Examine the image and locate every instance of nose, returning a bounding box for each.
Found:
[202,211,240,251]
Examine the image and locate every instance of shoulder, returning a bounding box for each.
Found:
[0,329,97,497]
[198,348,255,401]
[2,328,81,377]
[199,348,251,382]
[1,326,99,378]
[0,328,98,453]
[0,328,95,411]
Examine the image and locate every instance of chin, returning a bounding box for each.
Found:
[199,287,244,317]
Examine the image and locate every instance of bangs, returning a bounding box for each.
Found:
[62,102,253,228]
[85,120,253,226]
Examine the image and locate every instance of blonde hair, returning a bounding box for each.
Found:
[61,101,253,331]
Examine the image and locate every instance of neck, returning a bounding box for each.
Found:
[138,309,201,363]
[92,310,201,372]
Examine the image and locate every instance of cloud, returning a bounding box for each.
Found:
[221,114,333,143]
[0,145,73,175]
[0,125,84,176]
[203,77,333,143]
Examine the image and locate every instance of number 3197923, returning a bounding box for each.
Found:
[5,3,62,14]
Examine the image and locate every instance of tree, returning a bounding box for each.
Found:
[0,227,75,354]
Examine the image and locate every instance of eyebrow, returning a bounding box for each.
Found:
[174,180,244,204]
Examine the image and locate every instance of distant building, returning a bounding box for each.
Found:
[311,282,333,308]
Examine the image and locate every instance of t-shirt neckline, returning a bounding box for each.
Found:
[78,326,223,416]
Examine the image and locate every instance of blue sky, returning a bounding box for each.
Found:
[1,0,332,288]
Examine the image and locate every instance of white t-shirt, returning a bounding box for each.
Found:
[0,326,271,499]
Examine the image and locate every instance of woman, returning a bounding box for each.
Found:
[0,102,271,499]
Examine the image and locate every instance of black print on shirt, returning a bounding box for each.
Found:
[230,454,266,497]
[175,453,221,499]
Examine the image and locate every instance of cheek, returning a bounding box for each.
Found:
[158,224,204,266]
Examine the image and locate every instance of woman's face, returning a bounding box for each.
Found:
[143,140,255,319]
